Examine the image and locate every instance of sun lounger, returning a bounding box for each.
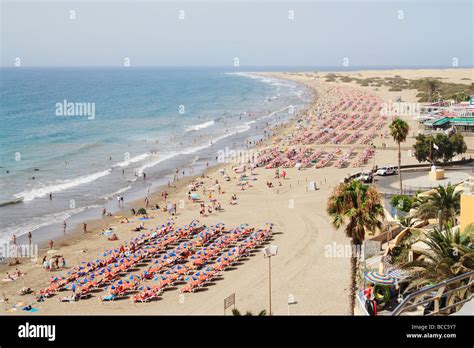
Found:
[99,294,116,302]
[59,294,80,302]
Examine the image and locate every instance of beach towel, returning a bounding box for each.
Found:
[22,306,39,313]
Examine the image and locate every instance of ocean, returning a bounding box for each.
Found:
[0,67,310,246]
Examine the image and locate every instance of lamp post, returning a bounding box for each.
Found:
[262,245,278,315]
[371,144,377,172]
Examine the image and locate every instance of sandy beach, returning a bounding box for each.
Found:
[2,68,472,316]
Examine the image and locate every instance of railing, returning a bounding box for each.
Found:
[389,158,473,171]
[356,290,370,316]
[390,270,474,316]
[464,179,474,195]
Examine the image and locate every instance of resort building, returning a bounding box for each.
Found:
[419,101,474,133]
[423,117,474,133]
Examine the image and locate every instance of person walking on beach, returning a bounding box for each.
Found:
[2,292,9,307]
[62,220,67,234]
[28,232,32,245]
[120,196,124,207]
[102,207,107,218]
[11,235,17,248]
[143,172,146,180]
[42,256,48,270]
[49,192,53,200]
[48,240,54,250]
[83,222,87,234]
[145,197,149,208]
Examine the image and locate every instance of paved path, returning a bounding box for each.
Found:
[375,167,472,194]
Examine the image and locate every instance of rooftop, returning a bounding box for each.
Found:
[425,117,474,127]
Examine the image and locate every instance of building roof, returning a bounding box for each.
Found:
[427,117,474,127]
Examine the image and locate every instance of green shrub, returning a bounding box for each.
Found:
[390,195,413,212]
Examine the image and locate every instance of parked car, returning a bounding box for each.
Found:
[354,171,374,183]
[341,172,362,183]
[341,171,374,184]
[376,165,397,176]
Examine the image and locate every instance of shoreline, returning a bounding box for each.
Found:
[0,70,310,247]
[0,71,309,250]
[4,116,301,255]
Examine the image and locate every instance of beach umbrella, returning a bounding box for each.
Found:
[365,271,396,286]
[387,269,409,281]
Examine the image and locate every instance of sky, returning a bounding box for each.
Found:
[0,0,473,68]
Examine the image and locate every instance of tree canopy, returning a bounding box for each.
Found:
[413,132,467,163]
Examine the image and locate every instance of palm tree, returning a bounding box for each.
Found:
[414,184,461,229]
[389,118,409,194]
[327,180,384,315]
[232,308,267,316]
[402,223,474,290]
[425,79,441,103]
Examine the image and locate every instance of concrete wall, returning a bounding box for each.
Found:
[460,193,474,232]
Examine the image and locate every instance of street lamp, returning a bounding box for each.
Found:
[262,245,278,315]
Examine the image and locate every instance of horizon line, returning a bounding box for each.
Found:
[1,64,473,70]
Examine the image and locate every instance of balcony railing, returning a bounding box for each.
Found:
[390,270,474,316]
[463,178,474,195]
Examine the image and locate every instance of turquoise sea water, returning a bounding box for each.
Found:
[0,67,309,245]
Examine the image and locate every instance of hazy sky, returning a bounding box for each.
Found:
[1,0,473,68]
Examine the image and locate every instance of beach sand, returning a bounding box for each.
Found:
[2,68,472,315]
